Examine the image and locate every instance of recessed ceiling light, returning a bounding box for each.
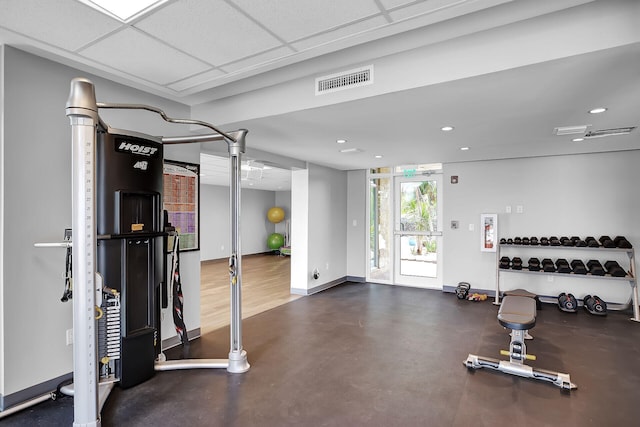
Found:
[374,155,383,159]
[336,139,347,144]
[460,147,470,151]
[441,126,454,132]
[339,148,362,153]
[78,0,168,22]
[589,107,607,114]
[572,138,585,142]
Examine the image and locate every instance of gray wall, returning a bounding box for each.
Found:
[274,190,291,241]
[347,170,366,279]
[200,184,279,261]
[307,164,348,288]
[0,47,199,397]
[443,151,640,303]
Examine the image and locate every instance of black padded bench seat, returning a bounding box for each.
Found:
[498,296,536,330]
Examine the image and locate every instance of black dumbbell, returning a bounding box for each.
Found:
[570,259,587,275]
[539,237,549,246]
[575,239,587,247]
[560,236,573,247]
[511,257,523,270]
[549,236,561,246]
[599,235,616,248]
[604,260,626,277]
[585,236,600,248]
[583,295,607,316]
[522,237,530,245]
[558,293,578,313]
[587,259,606,276]
[499,256,511,269]
[542,258,555,272]
[514,237,522,245]
[614,236,632,249]
[530,237,539,246]
[527,257,541,271]
[555,258,572,273]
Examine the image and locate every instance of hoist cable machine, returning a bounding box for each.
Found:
[64,77,249,427]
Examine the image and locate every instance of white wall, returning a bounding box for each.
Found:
[347,170,366,279]
[291,169,309,292]
[200,184,277,261]
[443,151,640,304]
[305,164,348,291]
[0,47,197,398]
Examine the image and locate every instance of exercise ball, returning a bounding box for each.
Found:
[267,207,285,223]
[267,233,285,250]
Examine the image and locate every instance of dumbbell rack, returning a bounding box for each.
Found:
[494,244,639,322]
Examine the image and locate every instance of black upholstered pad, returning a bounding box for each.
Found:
[498,296,536,330]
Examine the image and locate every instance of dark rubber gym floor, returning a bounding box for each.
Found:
[3,282,640,426]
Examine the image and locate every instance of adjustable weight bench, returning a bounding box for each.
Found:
[464,295,577,390]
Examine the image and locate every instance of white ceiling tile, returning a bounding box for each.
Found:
[78,28,211,85]
[389,0,492,21]
[0,0,121,51]
[134,0,282,66]
[168,69,228,92]
[220,46,296,73]
[231,0,382,42]
[379,0,423,9]
[291,16,389,52]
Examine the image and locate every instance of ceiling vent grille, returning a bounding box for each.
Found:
[553,125,590,136]
[316,65,373,95]
[584,127,636,139]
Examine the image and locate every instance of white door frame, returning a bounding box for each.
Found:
[393,174,443,289]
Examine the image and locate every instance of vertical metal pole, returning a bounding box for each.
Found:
[65,78,101,427]
[227,130,250,373]
[629,250,639,322]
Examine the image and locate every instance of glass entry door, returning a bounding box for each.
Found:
[393,175,443,288]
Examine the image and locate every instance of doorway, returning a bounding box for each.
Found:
[393,175,443,288]
[367,165,443,289]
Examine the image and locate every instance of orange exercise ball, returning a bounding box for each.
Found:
[267,207,285,223]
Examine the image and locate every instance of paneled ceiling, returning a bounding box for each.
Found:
[1,0,639,191]
[0,0,512,102]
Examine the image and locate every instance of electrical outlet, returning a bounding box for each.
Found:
[505,206,512,214]
[66,328,73,346]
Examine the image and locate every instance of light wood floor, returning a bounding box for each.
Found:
[200,253,299,334]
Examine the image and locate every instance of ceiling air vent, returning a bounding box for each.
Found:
[553,125,590,136]
[584,127,636,139]
[316,65,373,95]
